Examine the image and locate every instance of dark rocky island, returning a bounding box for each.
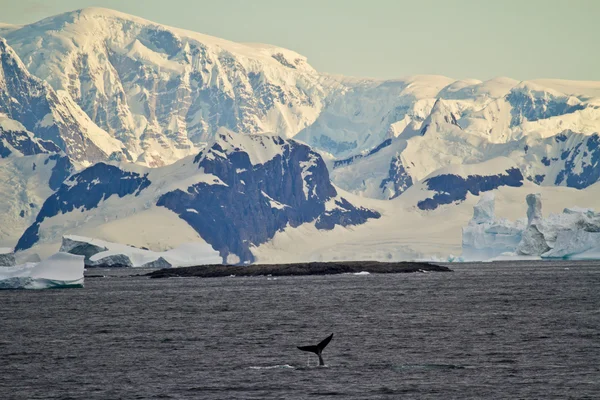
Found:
[146,261,451,279]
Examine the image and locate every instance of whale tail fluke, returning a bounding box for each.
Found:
[297,333,333,366]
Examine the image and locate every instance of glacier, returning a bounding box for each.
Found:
[462,193,600,260]
[0,252,84,289]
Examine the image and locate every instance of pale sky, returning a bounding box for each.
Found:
[0,0,598,81]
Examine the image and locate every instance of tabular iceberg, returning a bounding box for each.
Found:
[462,193,600,260]
[0,252,84,289]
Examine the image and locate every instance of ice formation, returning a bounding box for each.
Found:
[0,252,84,289]
[0,248,15,266]
[462,193,600,260]
[60,235,222,267]
[461,193,524,260]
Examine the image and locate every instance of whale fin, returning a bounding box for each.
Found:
[297,333,333,366]
[317,333,333,351]
[297,345,319,353]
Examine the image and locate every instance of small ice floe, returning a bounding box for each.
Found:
[353,271,370,275]
[0,253,84,290]
[249,364,295,370]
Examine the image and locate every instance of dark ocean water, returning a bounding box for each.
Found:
[1,261,599,399]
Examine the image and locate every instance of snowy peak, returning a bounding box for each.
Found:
[4,8,326,166]
[195,128,288,166]
[438,77,519,101]
[0,38,125,163]
[506,82,585,127]
[419,98,463,135]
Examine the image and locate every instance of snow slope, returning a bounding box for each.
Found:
[0,152,72,248]
[253,182,600,263]
[15,131,380,263]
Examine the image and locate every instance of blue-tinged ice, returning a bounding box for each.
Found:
[0,252,84,289]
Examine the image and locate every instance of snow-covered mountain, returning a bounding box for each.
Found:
[3,8,326,166]
[0,38,126,163]
[2,7,600,262]
[331,86,600,200]
[15,130,380,263]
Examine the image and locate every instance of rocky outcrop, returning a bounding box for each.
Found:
[16,164,151,250]
[158,132,380,263]
[16,133,380,263]
[417,167,524,211]
[147,260,452,279]
[0,118,61,159]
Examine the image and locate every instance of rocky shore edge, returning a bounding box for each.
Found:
[146,261,451,279]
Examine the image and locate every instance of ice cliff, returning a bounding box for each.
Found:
[0,252,84,289]
[462,193,600,260]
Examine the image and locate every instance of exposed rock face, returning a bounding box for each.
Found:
[552,133,600,189]
[16,164,151,250]
[417,167,524,211]
[16,132,380,263]
[0,38,125,163]
[157,132,380,262]
[314,198,380,230]
[0,119,61,159]
[380,155,413,199]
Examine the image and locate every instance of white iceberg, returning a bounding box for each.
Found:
[61,235,222,268]
[461,193,524,260]
[462,193,600,260]
[0,252,84,290]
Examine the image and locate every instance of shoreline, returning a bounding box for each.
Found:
[146,261,452,279]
